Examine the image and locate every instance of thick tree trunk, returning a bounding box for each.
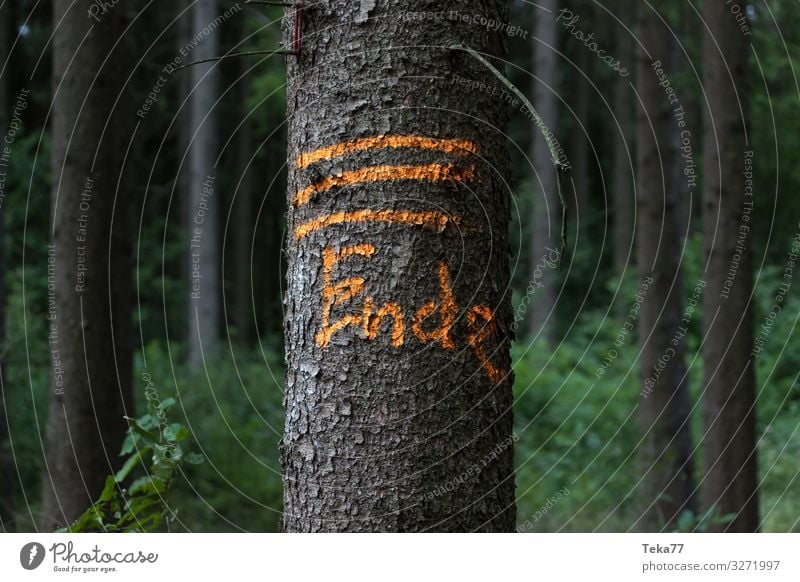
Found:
[187,0,220,365]
[281,0,515,532]
[41,0,134,530]
[635,2,695,531]
[528,0,558,341]
[701,0,757,532]
[613,0,634,273]
[0,0,12,532]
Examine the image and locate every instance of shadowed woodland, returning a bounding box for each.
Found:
[0,0,799,533]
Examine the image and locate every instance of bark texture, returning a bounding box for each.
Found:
[701,0,757,532]
[281,0,515,532]
[528,0,558,341]
[41,0,134,530]
[635,2,695,531]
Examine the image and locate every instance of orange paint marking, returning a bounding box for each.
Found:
[296,135,480,169]
[314,247,506,384]
[411,262,457,350]
[316,244,375,349]
[467,305,506,384]
[294,163,474,207]
[363,297,405,347]
[294,209,462,239]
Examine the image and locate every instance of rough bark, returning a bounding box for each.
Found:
[613,0,634,273]
[187,0,220,365]
[41,0,134,530]
[634,2,695,531]
[528,0,558,341]
[281,0,515,532]
[701,0,757,532]
[0,0,12,532]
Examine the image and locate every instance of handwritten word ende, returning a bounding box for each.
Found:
[316,243,505,384]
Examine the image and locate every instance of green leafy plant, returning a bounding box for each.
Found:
[672,507,737,533]
[60,397,203,532]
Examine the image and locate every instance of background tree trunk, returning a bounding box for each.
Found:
[233,52,254,345]
[187,0,220,365]
[571,51,589,221]
[613,0,634,274]
[41,0,134,530]
[635,1,695,531]
[701,0,758,532]
[529,0,558,341]
[0,0,13,532]
[281,0,515,532]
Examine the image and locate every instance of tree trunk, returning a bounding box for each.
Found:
[0,0,12,532]
[670,4,696,240]
[281,0,515,532]
[635,2,695,531]
[233,53,253,344]
[613,0,634,273]
[570,16,589,226]
[701,0,757,532]
[528,0,558,341]
[187,0,220,365]
[41,0,134,530]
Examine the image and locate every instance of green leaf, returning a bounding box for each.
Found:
[128,420,160,443]
[166,423,189,443]
[185,452,205,465]
[99,476,118,502]
[114,448,148,483]
[119,433,137,456]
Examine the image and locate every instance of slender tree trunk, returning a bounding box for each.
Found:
[0,0,13,532]
[701,0,757,532]
[259,161,286,340]
[187,0,220,365]
[671,4,695,241]
[635,2,695,531]
[281,0,515,532]
[41,0,134,530]
[613,0,634,273]
[176,0,191,284]
[571,46,590,224]
[233,55,253,344]
[529,0,558,341]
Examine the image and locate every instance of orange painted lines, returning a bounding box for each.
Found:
[296,135,480,169]
[294,209,462,239]
[293,163,474,207]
